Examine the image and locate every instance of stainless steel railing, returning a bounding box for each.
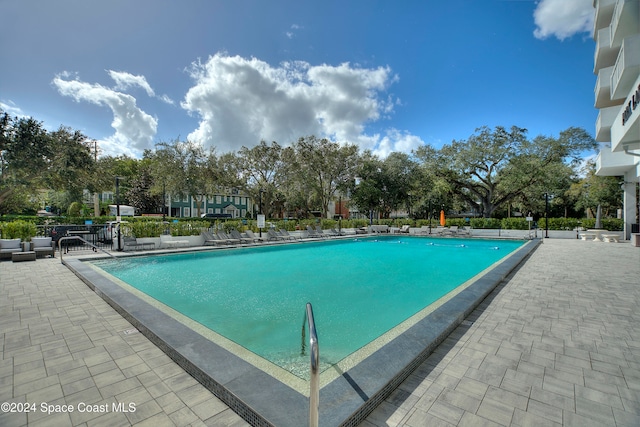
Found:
[58,236,117,264]
[302,302,320,427]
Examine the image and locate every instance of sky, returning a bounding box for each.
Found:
[1,0,597,159]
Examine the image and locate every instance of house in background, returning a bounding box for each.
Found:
[593,0,640,240]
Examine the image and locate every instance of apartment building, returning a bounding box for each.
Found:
[593,0,640,239]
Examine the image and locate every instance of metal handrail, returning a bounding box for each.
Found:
[302,302,320,427]
[58,236,117,264]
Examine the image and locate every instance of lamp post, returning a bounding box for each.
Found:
[543,192,549,238]
[115,176,123,251]
[338,195,342,235]
[258,189,264,238]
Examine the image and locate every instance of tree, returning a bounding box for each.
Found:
[152,140,216,217]
[414,126,597,218]
[291,136,360,218]
[0,110,96,214]
[567,160,622,218]
[233,140,286,218]
[126,160,163,214]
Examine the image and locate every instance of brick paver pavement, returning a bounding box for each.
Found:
[362,239,640,427]
[1,238,639,426]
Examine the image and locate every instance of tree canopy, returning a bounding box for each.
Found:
[1,106,616,221]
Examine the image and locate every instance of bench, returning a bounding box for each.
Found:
[579,233,596,241]
[601,234,620,243]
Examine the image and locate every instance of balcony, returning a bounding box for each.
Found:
[594,0,616,34]
[611,76,640,152]
[595,66,625,107]
[610,0,639,49]
[596,105,622,141]
[594,26,619,72]
[610,34,640,99]
[596,145,637,176]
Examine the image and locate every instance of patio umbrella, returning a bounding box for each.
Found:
[439,210,446,227]
[595,204,602,229]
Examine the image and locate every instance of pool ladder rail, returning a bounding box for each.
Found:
[58,235,117,264]
[302,302,320,427]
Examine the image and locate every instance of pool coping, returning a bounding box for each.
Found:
[62,237,541,427]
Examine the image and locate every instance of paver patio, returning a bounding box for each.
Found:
[1,238,638,426]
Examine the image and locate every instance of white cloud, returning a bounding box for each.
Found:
[108,70,155,97]
[52,73,158,156]
[108,70,175,105]
[0,100,26,118]
[182,53,420,156]
[533,0,594,41]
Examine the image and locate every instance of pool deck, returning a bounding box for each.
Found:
[1,238,639,426]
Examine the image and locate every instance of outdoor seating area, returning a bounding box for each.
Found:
[1,237,55,261]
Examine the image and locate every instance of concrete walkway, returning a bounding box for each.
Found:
[1,239,638,426]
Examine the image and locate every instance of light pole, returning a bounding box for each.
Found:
[338,195,342,234]
[258,189,264,238]
[544,192,549,238]
[115,176,123,250]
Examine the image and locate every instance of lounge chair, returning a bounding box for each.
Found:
[278,229,298,240]
[329,228,344,236]
[457,226,471,236]
[0,238,22,260]
[217,231,241,245]
[306,225,326,239]
[244,230,263,243]
[267,229,286,241]
[448,226,459,235]
[230,229,253,244]
[315,226,333,238]
[31,237,55,258]
[202,231,225,246]
[432,226,448,236]
[399,225,410,234]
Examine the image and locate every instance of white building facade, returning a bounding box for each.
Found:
[593,0,640,239]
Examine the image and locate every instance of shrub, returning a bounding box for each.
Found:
[469,218,501,229]
[0,220,37,241]
[126,221,166,238]
[500,218,528,230]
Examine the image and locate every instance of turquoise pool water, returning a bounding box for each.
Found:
[91,236,524,376]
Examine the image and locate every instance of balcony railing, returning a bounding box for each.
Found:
[610,35,640,100]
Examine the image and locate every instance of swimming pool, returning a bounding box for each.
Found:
[65,235,539,427]
[91,236,524,378]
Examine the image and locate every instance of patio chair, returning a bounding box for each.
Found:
[306,225,326,239]
[31,237,55,258]
[278,229,298,240]
[217,231,241,245]
[244,230,263,243]
[457,226,471,236]
[316,225,336,238]
[230,229,253,244]
[0,238,23,260]
[267,229,286,241]
[201,231,227,246]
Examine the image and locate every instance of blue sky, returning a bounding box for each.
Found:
[1,0,596,158]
